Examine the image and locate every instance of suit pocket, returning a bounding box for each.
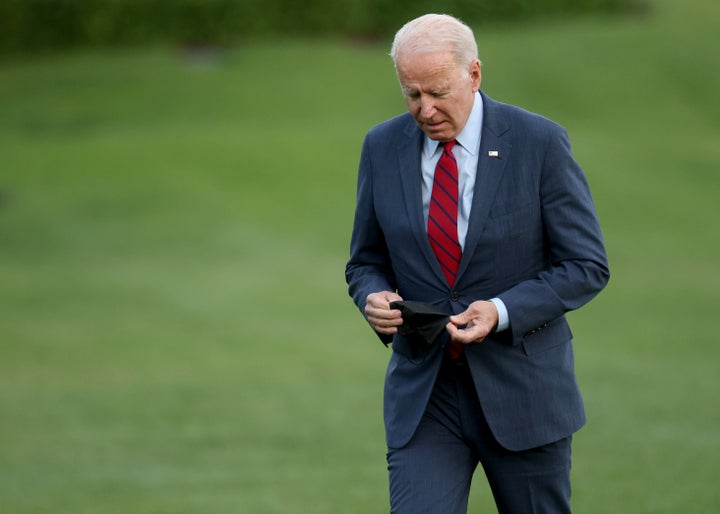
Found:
[391,333,432,364]
[521,317,573,356]
[487,203,539,239]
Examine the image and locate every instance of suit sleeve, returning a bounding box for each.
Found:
[497,126,609,345]
[345,134,397,344]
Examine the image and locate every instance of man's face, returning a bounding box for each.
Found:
[396,51,481,142]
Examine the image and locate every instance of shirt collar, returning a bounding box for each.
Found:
[423,91,484,158]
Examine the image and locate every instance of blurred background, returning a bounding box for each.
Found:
[1,0,718,512]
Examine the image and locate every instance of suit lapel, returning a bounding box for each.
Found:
[396,120,449,285]
[456,94,512,282]
[394,94,513,288]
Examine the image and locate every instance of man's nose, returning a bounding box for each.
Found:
[420,96,436,119]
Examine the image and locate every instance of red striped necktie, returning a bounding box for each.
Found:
[427,140,464,358]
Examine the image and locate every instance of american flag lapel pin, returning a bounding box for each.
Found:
[488,150,499,158]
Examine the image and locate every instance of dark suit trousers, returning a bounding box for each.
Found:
[387,353,573,514]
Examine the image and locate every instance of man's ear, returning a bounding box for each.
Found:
[470,60,482,92]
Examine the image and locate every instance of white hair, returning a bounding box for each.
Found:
[390,14,480,72]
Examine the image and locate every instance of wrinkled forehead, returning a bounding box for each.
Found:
[395,41,457,67]
[396,51,464,83]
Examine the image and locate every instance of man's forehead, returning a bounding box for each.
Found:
[396,48,456,68]
[398,57,461,87]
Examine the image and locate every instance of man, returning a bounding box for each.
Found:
[345,13,609,514]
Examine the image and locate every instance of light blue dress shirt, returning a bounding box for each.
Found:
[420,92,509,332]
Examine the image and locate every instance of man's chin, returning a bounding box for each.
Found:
[426,133,452,142]
[422,125,453,141]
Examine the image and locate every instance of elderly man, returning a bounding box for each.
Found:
[346,13,609,514]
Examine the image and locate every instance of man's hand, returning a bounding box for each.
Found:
[365,291,404,335]
[447,300,498,344]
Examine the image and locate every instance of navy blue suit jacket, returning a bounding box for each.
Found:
[346,92,609,451]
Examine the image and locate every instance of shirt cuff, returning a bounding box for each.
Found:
[489,298,509,332]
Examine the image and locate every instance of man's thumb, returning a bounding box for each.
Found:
[449,312,467,326]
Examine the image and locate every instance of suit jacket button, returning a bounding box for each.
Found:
[450,291,459,301]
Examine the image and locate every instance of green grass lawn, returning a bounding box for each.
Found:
[1,0,719,512]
